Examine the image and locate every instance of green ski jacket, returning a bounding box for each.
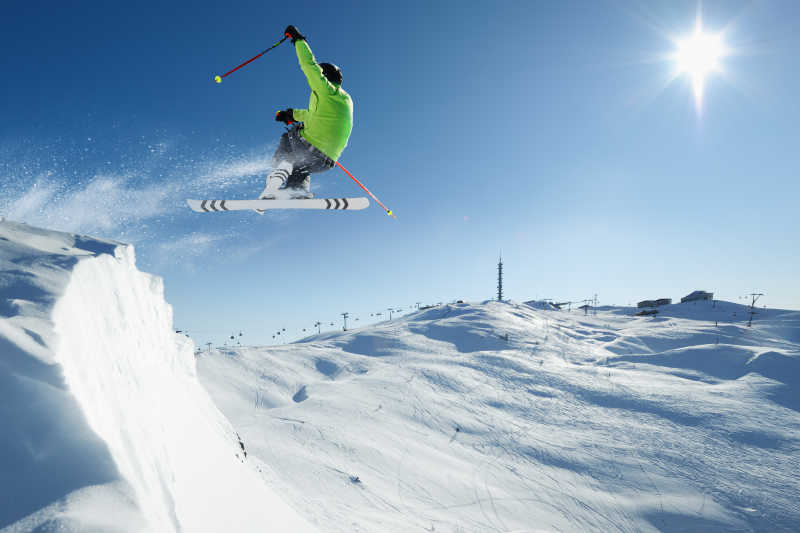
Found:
[291,40,353,161]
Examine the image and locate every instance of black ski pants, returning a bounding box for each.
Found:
[272,124,334,188]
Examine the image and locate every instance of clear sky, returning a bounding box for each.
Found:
[2,1,798,346]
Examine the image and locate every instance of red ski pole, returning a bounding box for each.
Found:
[336,161,396,218]
[214,36,288,83]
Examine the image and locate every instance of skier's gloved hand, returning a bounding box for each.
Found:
[275,109,294,124]
[284,25,305,44]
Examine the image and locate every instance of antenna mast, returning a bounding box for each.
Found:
[497,253,504,302]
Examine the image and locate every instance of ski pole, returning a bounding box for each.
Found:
[336,161,396,218]
[214,36,288,83]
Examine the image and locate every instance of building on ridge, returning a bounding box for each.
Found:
[681,290,713,303]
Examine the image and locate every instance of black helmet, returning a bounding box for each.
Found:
[319,62,342,85]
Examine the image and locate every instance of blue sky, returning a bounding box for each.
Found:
[2,1,798,346]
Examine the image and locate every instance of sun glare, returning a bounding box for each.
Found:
[672,17,727,110]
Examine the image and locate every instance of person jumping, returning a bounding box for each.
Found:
[261,25,353,200]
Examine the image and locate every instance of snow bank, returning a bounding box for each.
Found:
[0,220,315,532]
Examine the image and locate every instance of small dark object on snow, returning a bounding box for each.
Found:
[349,475,361,484]
[237,433,247,458]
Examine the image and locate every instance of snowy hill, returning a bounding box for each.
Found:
[198,299,800,532]
[0,220,315,532]
[2,218,798,532]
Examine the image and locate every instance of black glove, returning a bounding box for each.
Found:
[284,25,305,44]
[275,109,294,124]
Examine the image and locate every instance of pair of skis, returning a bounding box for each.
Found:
[186,196,369,213]
[187,160,391,216]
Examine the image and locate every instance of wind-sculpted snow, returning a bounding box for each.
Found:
[199,299,800,532]
[0,220,315,532]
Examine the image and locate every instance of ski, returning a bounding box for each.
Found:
[186,197,369,213]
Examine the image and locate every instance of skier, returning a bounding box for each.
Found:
[261,25,353,199]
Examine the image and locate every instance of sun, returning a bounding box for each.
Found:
[672,16,728,110]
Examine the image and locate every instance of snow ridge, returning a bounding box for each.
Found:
[0,220,315,532]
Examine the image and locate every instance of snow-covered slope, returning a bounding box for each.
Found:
[198,299,800,532]
[0,220,315,532]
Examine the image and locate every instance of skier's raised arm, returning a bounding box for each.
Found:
[283,25,336,98]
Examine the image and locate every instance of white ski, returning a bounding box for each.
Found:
[187,197,369,213]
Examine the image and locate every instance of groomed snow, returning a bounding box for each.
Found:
[0,220,315,532]
[198,299,800,532]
